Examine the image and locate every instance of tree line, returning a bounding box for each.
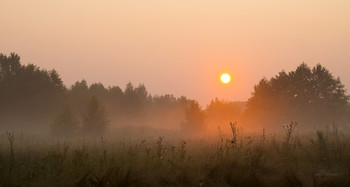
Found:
[1,53,349,135]
[0,53,243,135]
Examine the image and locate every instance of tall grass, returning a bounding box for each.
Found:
[0,123,350,186]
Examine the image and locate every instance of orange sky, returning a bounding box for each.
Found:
[1,0,350,106]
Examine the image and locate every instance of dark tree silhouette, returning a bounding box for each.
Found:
[82,96,109,136]
[69,80,90,115]
[181,100,206,132]
[244,63,349,129]
[0,53,66,129]
[89,83,107,101]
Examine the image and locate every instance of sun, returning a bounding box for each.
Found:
[220,73,231,84]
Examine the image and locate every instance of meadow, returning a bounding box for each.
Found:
[0,123,349,187]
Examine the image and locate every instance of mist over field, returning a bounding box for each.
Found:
[1,53,350,186]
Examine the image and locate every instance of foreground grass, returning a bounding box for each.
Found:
[0,124,350,186]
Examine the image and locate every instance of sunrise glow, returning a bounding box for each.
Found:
[220,73,231,84]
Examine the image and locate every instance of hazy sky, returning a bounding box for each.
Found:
[1,0,349,106]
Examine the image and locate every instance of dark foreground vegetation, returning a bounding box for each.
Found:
[1,123,350,186]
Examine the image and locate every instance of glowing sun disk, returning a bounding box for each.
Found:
[221,73,231,84]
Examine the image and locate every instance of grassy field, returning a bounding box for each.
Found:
[0,123,350,186]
